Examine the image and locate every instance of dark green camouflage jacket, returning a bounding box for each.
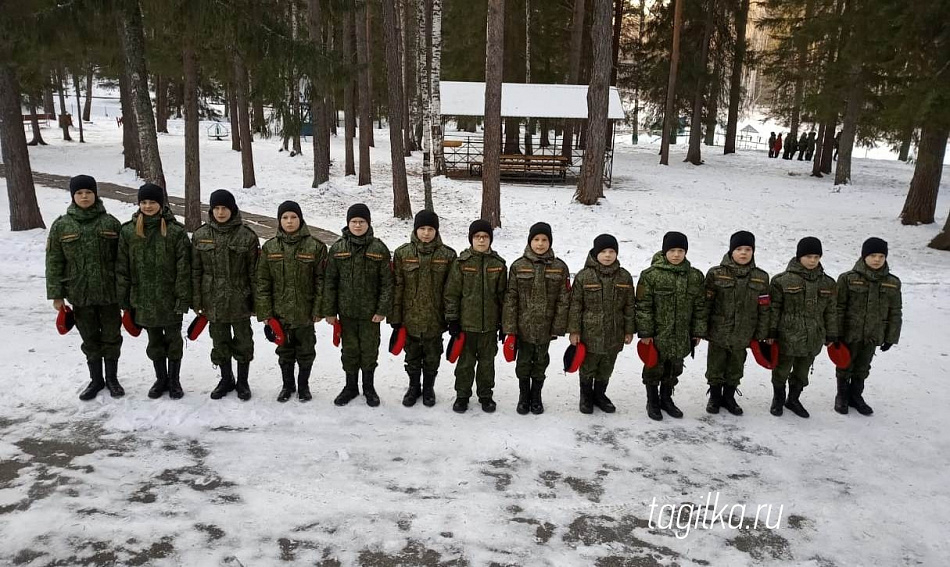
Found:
[503,247,571,344]
[191,212,260,323]
[836,259,902,346]
[705,254,770,350]
[116,208,192,327]
[256,223,328,327]
[391,231,457,337]
[324,227,393,321]
[46,200,121,307]
[769,258,838,357]
[635,252,707,360]
[568,254,636,355]
[444,248,507,333]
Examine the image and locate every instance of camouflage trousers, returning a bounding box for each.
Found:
[145,320,184,361]
[772,354,815,388]
[340,318,380,373]
[209,320,254,366]
[454,331,497,400]
[836,342,876,383]
[705,343,748,387]
[580,351,619,384]
[73,304,122,362]
[642,357,685,386]
[404,333,443,376]
[275,322,316,367]
[515,339,551,381]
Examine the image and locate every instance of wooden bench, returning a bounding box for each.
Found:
[442,140,463,148]
[22,113,54,126]
[470,154,570,181]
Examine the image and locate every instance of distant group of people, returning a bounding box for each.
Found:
[768,130,840,162]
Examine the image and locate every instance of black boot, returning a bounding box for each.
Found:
[277,362,296,403]
[148,359,168,399]
[516,378,531,415]
[721,385,743,416]
[530,378,545,415]
[210,363,235,399]
[593,381,616,413]
[298,365,313,402]
[453,397,469,413]
[334,371,360,406]
[834,377,850,414]
[104,359,124,398]
[706,385,722,414]
[579,377,594,414]
[479,396,497,413]
[235,362,251,401]
[646,384,662,421]
[80,359,106,401]
[770,384,786,416]
[363,370,380,407]
[784,384,810,418]
[659,383,683,418]
[167,360,183,399]
[421,371,437,407]
[402,370,422,407]
[848,379,873,415]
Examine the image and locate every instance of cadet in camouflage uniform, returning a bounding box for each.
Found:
[46,175,124,401]
[635,232,707,421]
[769,237,838,418]
[568,234,636,415]
[804,132,817,161]
[444,220,507,413]
[504,222,571,415]
[256,201,328,402]
[192,190,260,401]
[782,132,795,160]
[834,237,902,416]
[704,231,770,416]
[796,132,808,160]
[116,183,192,399]
[325,204,393,408]
[391,210,457,408]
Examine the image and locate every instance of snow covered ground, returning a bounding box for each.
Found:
[2,112,950,566]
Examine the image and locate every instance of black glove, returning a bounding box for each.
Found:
[881,342,892,352]
[498,326,505,343]
[391,322,402,330]
[448,320,461,338]
[827,337,840,347]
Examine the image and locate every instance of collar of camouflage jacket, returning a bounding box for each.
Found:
[719,253,755,277]
[278,221,312,243]
[584,252,621,275]
[209,211,244,233]
[785,257,825,281]
[67,199,106,223]
[852,258,890,281]
[460,247,501,262]
[410,230,443,254]
[342,226,375,247]
[650,251,691,273]
[522,245,555,264]
[133,206,179,227]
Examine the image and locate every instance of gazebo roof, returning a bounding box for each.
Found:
[440,81,626,120]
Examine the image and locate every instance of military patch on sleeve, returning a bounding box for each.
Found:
[583,284,602,290]
[714,274,734,281]
[544,268,563,274]
[819,289,833,296]
[758,294,771,306]
[849,278,866,286]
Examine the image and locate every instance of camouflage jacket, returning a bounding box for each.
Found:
[836,259,902,346]
[256,223,328,328]
[46,200,121,307]
[444,248,507,333]
[635,252,707,361]
[391,231,457,337]
[705,254,770,350]
[191,212,260,323]
[503,246,571,344]
[116,208,192,327]
[324,227,393,321]
[567,254,636,355]
[769,258,838,358]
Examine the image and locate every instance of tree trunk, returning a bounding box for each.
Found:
[366,7,375,148]
[611,0,623,85]
[343,11,357,177]
[819,119,836,174]
[482,0,505,228]
[155,74,168,134]
[929,208,950,250]
[228,85,242,151]
[413,0,426,149]
[118,56,142,172]
[83,69,93,122]
[120,0,165,188]
[44,85,56,120]
[252,89,266,137]
[660,0,683,165]
[576,0,612,205]
[540,119,549,147]
[27,97,47,146]
[183,44,201,232]
[0,65,44,230]
[382,0,412,218]
[233,52,256,188]
[686,0,713,165]
[900,123,948,226]
[355,1,373,185]
[56,71,72,142]
[562,0,586,160]
[898,127,913,162]
[834,64,864,186]
[400,0,415,154]
[431,0,445,175]
[504,118,521,154]
[723,0,749,154]
[309,0,330,187]
[421,0,434,210]
[704,57,720,146]
[811,122,825,177]
[72,74,85,143]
